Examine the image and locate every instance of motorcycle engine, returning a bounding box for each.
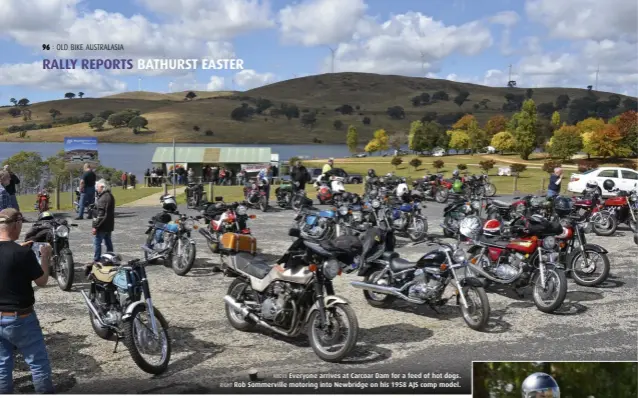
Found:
[103,309,122,325]
[392,214,407,229]
[408,269,442,300]
[309,218,328,237]
[493,254,523,279]
[261,282,292,325]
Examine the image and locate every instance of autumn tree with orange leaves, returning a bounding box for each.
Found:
[588,124,625,158]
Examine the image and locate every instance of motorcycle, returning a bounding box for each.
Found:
[221,228,362,362]
[185,182,206,209]
[593,182,638,235]
[243,180,269,212]
[275,180,311,211]
[486,195,551,222]
[571,193,617,236]
[293,207,339,241]
[199,199,256,254]
[34,190,50,213]
[383,195,428,241]
[316,176,346,205]
[24,217,77,291]
[142,211,199,276]
[442,197,483,238]
[80,255,171,374]
[413,174,449,203]
[350,228,490,331]
[463,215,568,314]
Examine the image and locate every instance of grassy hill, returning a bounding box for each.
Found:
[0,72,634,144]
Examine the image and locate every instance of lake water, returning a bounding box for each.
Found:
[0,142,354,178]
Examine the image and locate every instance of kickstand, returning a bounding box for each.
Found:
[113,338,120,353]
[428,304,440,314]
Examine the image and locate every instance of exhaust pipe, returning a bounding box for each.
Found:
[465,263,522,284]
[80,290,108,328]
[223,295,294,336]
[350,281,425,304]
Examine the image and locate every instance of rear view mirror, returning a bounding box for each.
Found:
[215,196,224,202]
[288,228,300,237]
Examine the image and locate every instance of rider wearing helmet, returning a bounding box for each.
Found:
[365,169,379,194]
[521,372,560,397]
[452,169,460,179]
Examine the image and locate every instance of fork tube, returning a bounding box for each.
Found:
[537,247,546,288]
[139,268,159,335]
[446,252,469,308]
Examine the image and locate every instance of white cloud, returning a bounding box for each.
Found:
[525,0,638,41]
[325,12,493,75]
[206,76,226,90]
[233,69,276,89]
[520,36,542,54]
[489,11,520,55]
[0,62,127,95]
[278,0,368,46]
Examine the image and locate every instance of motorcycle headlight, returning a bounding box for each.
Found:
[338,206,348,216]
[372,200,380,208]
[452,248,466,263]
[236,205,247,215]
[542,236,556,250]
[183,219,194,230]
[631,194,637,202]
[322,259,341,280]
[471,201,481,210]
[55,225,69,238]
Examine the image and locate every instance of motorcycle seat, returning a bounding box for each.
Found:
[91,265,119,283]
[479,235,509,249]
[381,252,399,261]
[390,257,417,272]
[231,252,271,279]
[491,200,511,208]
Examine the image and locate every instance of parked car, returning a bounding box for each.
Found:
[433,148,446,157]
[354,153,367,158]
[568,167,638,196]
[305,167,363,184]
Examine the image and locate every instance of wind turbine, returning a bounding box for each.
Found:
[138,77,142,91]
[420,51,426,76]
[327,46,336,73]
[168,81,173,93]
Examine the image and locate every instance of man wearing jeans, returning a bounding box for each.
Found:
[547,167,563,198]
[90,179,115,273]
[76,163,96,220]
[0,208,54,393]
[2,166,20,211]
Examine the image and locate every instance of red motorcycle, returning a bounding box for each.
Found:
[412,174,449,203]
[593,184,638,235]
[34,190,50,213]
[461,215,568,314]
[198,199,256,254]
[571,193,617,236]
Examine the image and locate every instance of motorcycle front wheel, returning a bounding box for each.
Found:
[123,305,171,375]
[167,237,196,276]
[407,216,428,241]
[56,249,75,291]
[442,215,456,238]
[459,285,490,331]
[591,212,617,236]
[307,303,358,362]
[362,270,395,307]
[435,187,449,203]
[570,249,610,287]
[532,268,568,313]
[484,183,497,197]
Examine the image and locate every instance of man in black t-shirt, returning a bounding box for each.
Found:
[0,208,54,393]
[76,163,97,220]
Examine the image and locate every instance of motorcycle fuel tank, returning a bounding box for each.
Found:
[506,238,537,254]
[416,250,447,269]
[604,196,628,206]
[319,210,335,218]
[400,203,413,212]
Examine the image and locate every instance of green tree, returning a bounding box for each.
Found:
[447,129,470,152]
[509,99,538,160]
[1,151,45,192]
[128,116,149,133]
[551,111,561,128]
[478,160,496,174]
[548,125,583,160]
[408,120,426,152]
[88,117,106,131]
[64,92,75,99]
[333,120,343,130]
[490,131,516,153]
[9,98,16,106]
[409,158,422,170]
[44,150,69,192]
[467,120,489,153]
[510,163,527,176]
[78,91,84,98]
[390,156,403,169]
[49,108,61,120]
[432,159,444,172]
[185,91,197,100]
[457,163,468,171]
[346,125,358,154]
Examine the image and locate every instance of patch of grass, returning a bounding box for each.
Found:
[17,187,162,211]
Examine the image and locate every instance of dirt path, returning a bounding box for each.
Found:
[125,186,185,207]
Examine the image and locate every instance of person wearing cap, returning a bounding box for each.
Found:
[0,208,54,393]
[322,158,334,174]
[2,166,20,211]
[0,171,11,212]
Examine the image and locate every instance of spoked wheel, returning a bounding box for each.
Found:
[570,250,610,286]
[407,216,428,241]
[56,250,75,291]
[307,303,358,362]
[484,183,497,197]
[458,285,490,331]
[123,305,171,375]
[168,237,196,276]
[591,212,617,236]
[362,270,395,307]
[532,267,568,313]
[435,188,449,203]
[443,215,457,238]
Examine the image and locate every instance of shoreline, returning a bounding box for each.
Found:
[0,138,345,145]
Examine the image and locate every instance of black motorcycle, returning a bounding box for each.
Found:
[185,182,206,209]
[143,211,199,276]
[25,217,77,291]
[80,254,171,374]
[350,229,490,331]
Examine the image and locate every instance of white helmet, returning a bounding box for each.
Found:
[585,180,598,191]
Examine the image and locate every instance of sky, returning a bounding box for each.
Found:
[0,0,637,103]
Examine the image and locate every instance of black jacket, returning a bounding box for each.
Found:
[93,190,115,232]
[5,173,19,195]
[291,166,309,183]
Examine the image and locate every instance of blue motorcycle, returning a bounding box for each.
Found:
[383,199,428,241]
[293,208,338,241]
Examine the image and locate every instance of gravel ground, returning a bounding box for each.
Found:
[11,199,638,394]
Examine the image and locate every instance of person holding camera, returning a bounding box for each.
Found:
[0,208,54,393]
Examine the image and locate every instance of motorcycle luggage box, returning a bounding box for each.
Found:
[220,232,257,254]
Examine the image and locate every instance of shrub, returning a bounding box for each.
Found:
[409,158,422,170]
[312,137,323,143]
[335,104,354,115]
[193,125,200,131]
[432,90,449,101]
[478,160,496,174]
[7,108,20,117]
[98,110,115,119]
[333,120,343,130]
[362,116,371,125]
[386,106,405,120]
[510,163,527,176]
[205,129,214,136]
[457,163,468,171]
[577,160,599,172]
[433,159,444,172]
[391,156,403,169]
[542,160,562,174]
[79,112,94,122]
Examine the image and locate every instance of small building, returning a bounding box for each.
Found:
[151,146,280,179]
